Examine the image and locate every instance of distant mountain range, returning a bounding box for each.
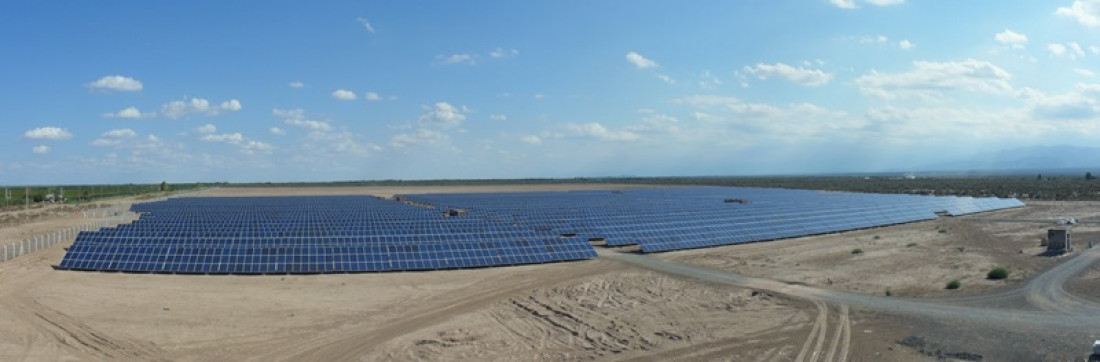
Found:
[914,145,1100,176]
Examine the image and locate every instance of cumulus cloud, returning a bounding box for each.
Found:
[1049,42,1086,60]
[898,39,915,50]
[364,92,382,101]
[221,99,242,111]
[389,128,449,148]
[419,102,467,127]
[91,128,138,147]
[23,127,73,140]
[831,0,903,8]
[995,29,1028,49]
[357,17,375,33]
[625,52,659,69]
[160,97,242,119]
[490,47,519,58]
[195,124,217,134]
[520,135,542,145]
[332,89,357,100]
[200,132,273,154]
[86,75,143,92]
[289,81,305,88]
[1057,0,1100,27]
[743,62,834,86]
[829,0,858,9]
[437,54,475,65]
[855,59,1013,99]
[865,0,904,5]
[102,106,153,119]
[566,123,641,142]
[32,145,52,154]
[269,127,287,135]
[273,108,332,131]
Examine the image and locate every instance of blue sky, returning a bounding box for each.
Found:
[3,1,1100,184]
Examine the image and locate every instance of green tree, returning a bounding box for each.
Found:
[159,181,169,192]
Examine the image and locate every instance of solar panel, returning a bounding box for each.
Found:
[57,196,597,274]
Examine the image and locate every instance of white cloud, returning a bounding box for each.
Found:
[520,135,542,145]
[855,59,1013,99]
[743,62,834,86]
[389,128,449,148]
[221,99,242,111]
[332,89,357,100]
[625,51,659,69]
[273,108,332,131]
[200,133,243,143]
[1056,0,1100,27]
[364,92,382,101]
[195,124,217,134]
[898,39,915,50]
[419,102,467,127]
[23,127,73,140]
[860,35,889,44]
[490,114,507,121]
[698,70,723,89]
[1049,42,1086,60]
[865,0,904,6]
[91,128,138,147]
[357,17,375,34]
[995,29,1028,49]
[161,97,242,119]
[201,133,272,154]
[102,106,153,119]
[269,127,287,135]
[86,75,143,92]
[566,123,641,142]
[656,73,676,84]
[832,0,902,9]
[1077,68,1097,77]
[437,54,475,65]
[830,0,858,9]
[289,81,305,88]
[32,145,51,154]
[1050,43,1068,57]
[1092,46,1100,55]
[490,47,519,58]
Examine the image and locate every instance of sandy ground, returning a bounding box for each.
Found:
[0,186,1097,361]
[660,201,1098,298]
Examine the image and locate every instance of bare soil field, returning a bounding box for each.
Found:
[0,186,1097,361]
[662,201,1100,298]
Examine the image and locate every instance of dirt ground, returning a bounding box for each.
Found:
[662,201,1100,298]
[0,186,1096,361]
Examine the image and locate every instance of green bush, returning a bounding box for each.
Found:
[906,242,918,247]
[851,248,863,255]
[885,287,892,296]
[987,267,1009,280]
[945,280,961,289]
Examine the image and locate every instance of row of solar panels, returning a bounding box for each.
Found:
[58,187,1025,274]
[59,195,600,274]
[402,187,1023,252]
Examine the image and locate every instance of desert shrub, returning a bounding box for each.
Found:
[987,266,1009,280]
[851,248,863,255]
[945,280,961,289]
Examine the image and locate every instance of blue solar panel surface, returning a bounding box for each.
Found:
[57,196,597,274]
[401,187,1024,253]
[57,187,1024,274]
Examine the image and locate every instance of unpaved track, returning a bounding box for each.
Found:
[275,260,625,362]
[599,247,1100,331]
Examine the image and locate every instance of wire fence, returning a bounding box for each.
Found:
[1,191,201,264]
[0,210,137,263]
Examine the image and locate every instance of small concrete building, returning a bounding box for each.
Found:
[1047,228,1072,254]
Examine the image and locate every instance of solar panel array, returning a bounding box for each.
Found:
[401,187,1024,253]
[57,196,597,274]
